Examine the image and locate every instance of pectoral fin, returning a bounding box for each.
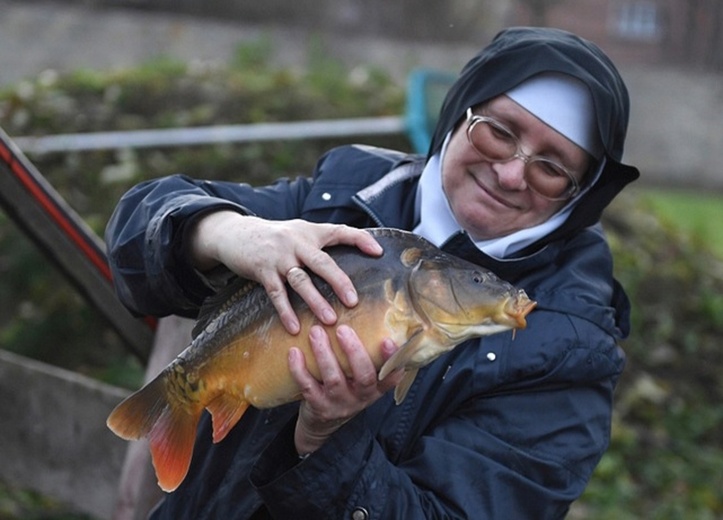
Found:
[379,329,429,404]
[379,328,450,405]
[378,328,425,381]
[393,368,419,404]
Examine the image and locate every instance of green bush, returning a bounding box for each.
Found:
[0,44,407,389]
[571,194,723,518]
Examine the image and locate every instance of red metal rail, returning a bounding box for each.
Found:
[0,126,153,361]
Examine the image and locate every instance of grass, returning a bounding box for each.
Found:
[0,480,91,520]
[634,186,723,259]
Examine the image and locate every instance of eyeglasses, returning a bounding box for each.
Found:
[465,108,581,201]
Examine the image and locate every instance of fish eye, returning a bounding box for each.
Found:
[472,272,484,284]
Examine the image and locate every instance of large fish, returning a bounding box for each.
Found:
[107,228,536,492]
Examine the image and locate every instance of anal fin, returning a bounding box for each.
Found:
[206,393,250,443]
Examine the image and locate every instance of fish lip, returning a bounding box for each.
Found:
[433,293,537,338]
[505,293,537,329]
[438,321,513,342]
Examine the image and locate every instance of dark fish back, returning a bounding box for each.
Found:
[190,228,437,355]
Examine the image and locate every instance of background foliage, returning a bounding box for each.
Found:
[0,42,721,518]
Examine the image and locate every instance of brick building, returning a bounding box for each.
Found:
[511,0,723,69]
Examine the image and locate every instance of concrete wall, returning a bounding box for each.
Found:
[0,315,193,520]
[622,65,723,191]
[0,348,129,519]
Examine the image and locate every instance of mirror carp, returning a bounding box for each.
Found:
[107,228,536,491]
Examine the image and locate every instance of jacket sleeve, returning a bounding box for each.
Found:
[104,173,312,317]
[103,144,408,319]
[249,309,625,519]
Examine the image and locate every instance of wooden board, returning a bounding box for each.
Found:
[0,126,153,360]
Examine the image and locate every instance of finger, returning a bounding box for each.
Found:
[285,265,338,325]
[263,276,301,335]
[378,338,404,391]
[288,347,322,401]
[304,225,383,308]
[336,325,377,388]
[380,337,399,362]
[329,225,384,257]
[309,326,345,390]
[298,248,359,309]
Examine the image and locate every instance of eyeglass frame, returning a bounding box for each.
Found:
[464,107,582,201]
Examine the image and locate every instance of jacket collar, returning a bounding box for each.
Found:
[352,157,424,228]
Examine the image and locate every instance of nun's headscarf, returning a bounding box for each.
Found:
[506,72,602,160]
[419,27,639,256]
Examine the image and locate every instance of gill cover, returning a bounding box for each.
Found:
[404,247,513,326]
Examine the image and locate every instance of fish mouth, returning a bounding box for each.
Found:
[503,290,537,328]
[435,290,536,341]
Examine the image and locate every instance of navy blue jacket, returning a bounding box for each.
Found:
[107,145,630,519]
[105,27,639,519]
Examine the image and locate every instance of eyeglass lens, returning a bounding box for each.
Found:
[467,117,577,200]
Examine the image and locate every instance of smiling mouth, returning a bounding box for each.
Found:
[470,172,519,209]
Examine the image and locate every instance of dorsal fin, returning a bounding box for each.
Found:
[365,227,426,244]
[191,228,431,340]
[193,277,259,339]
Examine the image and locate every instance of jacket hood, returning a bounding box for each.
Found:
[429,27,640,253]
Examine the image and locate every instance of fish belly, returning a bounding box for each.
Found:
[207,299,407,410]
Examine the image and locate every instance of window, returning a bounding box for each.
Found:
[613,1,661,40]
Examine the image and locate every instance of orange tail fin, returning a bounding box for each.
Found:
[107,374,203,492]
[147,403,202,492]
[107,376,168,441]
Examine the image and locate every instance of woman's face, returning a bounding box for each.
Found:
[441,95,592,241]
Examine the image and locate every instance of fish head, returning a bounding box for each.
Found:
[404,250,536,342]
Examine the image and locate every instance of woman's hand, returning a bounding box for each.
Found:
[289,325,404,457]
[189,211,383,334]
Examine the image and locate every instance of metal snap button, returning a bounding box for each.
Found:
[351,506,369,520]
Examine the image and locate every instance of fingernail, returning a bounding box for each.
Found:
[386,340,398,354]
[337,324,351,338]
[345,290,358,306]
[322,308,336,324]
[287,317,300,335]
[371,243,383,254]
